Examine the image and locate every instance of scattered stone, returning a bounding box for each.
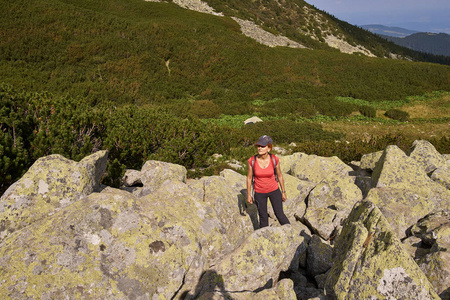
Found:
[244,116,263,125]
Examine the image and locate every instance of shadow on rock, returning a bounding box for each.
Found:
[240,189,259,230]
[181,270,233,299]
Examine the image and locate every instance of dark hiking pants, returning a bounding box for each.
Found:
[254,189,290,228]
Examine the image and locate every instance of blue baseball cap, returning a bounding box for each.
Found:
[255,135,273,146]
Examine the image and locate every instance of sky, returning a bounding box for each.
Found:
[308,0,450,33]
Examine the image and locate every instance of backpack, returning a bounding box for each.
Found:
[251,153,278,189]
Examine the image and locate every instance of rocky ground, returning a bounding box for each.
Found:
[1,140,448,299]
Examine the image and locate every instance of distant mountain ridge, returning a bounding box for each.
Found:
[382,32,450,57]
[362,24,450,56]
[361,24,419,38]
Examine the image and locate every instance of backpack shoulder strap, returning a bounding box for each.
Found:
[251,155,257,184]
[269,153,278,182]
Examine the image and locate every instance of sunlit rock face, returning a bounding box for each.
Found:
[0,139,447,299]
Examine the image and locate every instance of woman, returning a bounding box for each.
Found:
[247,135,290,228]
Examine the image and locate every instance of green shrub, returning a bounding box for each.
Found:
[2,0,449,115]
[358,105,376,118]
[259,98,317,118]
[237,119,342,146]
[0,84,233,192]
[314,98,355,117]
[293,134,413,163]
[384,109,410,121]
[187,100,222,119]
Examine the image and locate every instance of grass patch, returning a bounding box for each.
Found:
[336,90,449,111]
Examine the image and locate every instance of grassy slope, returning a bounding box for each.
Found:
[1,0,449,109]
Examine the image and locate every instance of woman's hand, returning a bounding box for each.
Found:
[281,191,287,202]
[247,194,253,204]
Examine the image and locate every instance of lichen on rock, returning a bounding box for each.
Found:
[325,200,440,299]
[0,151,108,240]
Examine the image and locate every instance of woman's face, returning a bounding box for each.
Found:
[257,144,270,155]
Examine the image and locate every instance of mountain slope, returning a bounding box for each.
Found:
[361,25,419,38]
[0,0,449,108]
[381,33,450,56]
[197,0,396,57]
[173,0,449,63]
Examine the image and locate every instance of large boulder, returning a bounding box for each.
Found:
[303,175,362,240]
[409,211,450,299]
[0,188,205,299]
[278,152,309,175]
[371,145,449,210]
[189,225,305,299]
[359,150,383,170]
[0,151,108,240]
[281,153,362,240]
[364,187,431,239]
[139,160,187,197]
[431,160,450,189]
[325,200,440,299]
[186,170,255,264]
[290,154,353,183]
[367,145,450,239]
[407,140,446,174]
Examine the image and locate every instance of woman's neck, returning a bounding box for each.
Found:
[258,152,269,159]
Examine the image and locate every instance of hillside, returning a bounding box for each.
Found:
[1,0,449,106]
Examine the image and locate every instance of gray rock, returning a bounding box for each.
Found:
[0,151,108,240]
[139,160,187,197]
[410,211,450,298]
[431,160,450,189]
[186,171,255,264]
[360,150,383,170]
[364,187,432,239]
[371,145,449,211]
[408,140,446,174]
[191,225,306,298]
[0,188,205,299]
[290,154,353,183]
[306,235,333,277]
[244,116,263,125]
[121,169,142,187]
[325,200,440,299]
[303,175,362,240]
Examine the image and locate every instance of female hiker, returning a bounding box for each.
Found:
[246,135,290,228]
